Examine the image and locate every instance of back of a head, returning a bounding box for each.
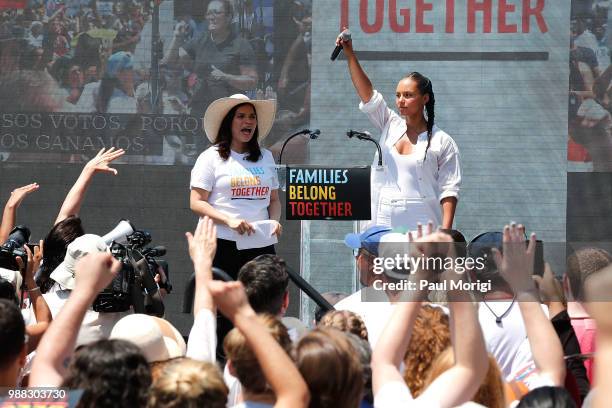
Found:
[468,232,511,293]
[314,292,348,323]
[238,254,289,315]
[39,216,85,293]
[0,299,25,374]
[318,310,369,341]
[516,386,577,408]
[403,304,451,397]
[566,247,612,301]
[224,314,291,394]
[294,327,363,408]
[424,347,505,408]
[148,358,227,408]
[62,339,151,408]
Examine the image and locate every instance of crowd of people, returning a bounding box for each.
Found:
[569,0,612,171]
[0,143,611,407]
[0,0,312,165]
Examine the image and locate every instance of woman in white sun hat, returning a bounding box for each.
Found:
[189,94,281,280]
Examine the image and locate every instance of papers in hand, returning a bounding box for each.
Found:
[234,220,278,250]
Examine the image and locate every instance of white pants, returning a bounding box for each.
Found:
[375,193,441,230]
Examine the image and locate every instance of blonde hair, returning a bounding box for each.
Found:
[294,327,363,408]
[147,358,228,408]
[403,304,451,396]
[223,314,292,394]
[424,347,506,408]
[318,310,369,341]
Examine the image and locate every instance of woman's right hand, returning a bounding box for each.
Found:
[336,27,353,55]
[227,218,256,235]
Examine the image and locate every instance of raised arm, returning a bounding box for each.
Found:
[208,280,310,408]
[0,183,39,243]
[416,236,488,407]
[185,217,217,362]
[337,29,373,103]
[493,224,566,386]
[16,244,52,353]
[29,253,120,386]
[55,147,125,225]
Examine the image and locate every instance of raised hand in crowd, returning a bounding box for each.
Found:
[185,216,218,362]
[534,262,566,317]
[372,230,488,408]
[15,243,52,353]
[0,183,39,243]
[493,223,566,386]
[29,253,120,387]
[208,280,310,408]
[55,147,125,224]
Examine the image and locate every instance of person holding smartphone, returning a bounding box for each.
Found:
[336,30,461,230]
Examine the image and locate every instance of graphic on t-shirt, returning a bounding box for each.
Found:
[230,166,270,200]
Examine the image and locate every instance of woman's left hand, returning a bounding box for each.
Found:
[271,220,282,237]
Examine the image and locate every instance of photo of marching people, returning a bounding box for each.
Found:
[569,0,612,171]
[0,0,312,165]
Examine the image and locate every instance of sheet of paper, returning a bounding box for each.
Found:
[235,220,278,250]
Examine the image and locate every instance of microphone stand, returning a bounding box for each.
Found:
[347,130,383,166]
[279,129,319,165]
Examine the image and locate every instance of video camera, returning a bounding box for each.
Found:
[93,220,170,317]
[0,226,30,271]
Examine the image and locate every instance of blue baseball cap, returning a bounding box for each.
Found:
[106,51,133,78]
[344,225,392,256]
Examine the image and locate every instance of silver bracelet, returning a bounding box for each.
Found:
[26,286,40,293]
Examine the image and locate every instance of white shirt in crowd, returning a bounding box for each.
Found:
[478,300,548,381]
[359,90,461,230]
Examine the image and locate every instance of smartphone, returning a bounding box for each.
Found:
[531,240,544,276]
[26,242,39,252]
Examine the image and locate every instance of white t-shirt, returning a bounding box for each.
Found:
[190,146,279,242]
[478,301,547,380]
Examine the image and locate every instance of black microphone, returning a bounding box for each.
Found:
[347,129,371,139]
[347,129,382,166]
[308,129,321,139]
[279,128,321,164]
[331,30,351,61]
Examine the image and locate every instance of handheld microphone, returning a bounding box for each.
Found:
[331,30,351,61]
[346,129,372,139]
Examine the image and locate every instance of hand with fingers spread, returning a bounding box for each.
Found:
[492,223,538,297]
[83,147,125,176]
[1,183,40,243]
[186,216,217,267]
[227,217,256,236]
[6,183,39,209]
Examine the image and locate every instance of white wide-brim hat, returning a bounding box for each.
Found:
[110,314,187,363]
[203,94,276,143]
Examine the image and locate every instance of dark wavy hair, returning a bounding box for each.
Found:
[37,216,85,293]
[214,103,262,162]
[62,339,151,408]
[405,72,435,161]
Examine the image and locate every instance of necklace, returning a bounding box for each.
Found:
[482,296,516,324]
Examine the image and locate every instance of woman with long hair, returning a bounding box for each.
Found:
[336,31,461,230]
[189,93,281,279]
